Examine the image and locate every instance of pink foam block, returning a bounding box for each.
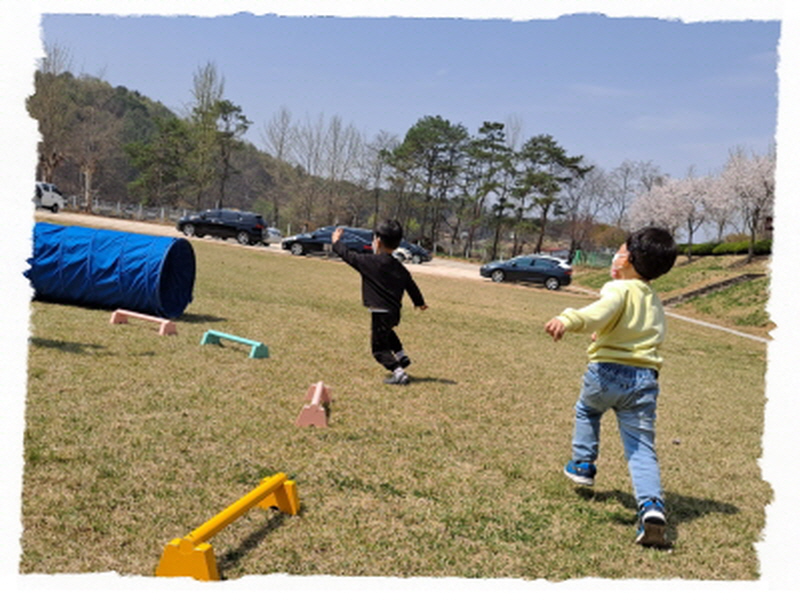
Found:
[110,309,177,335]
[294,382,333,427]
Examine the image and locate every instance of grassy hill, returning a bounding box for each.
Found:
[571,254,773,336]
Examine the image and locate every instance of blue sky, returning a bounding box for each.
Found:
[40,12,779,179]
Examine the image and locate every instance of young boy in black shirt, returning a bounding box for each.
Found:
[332,220,428,385]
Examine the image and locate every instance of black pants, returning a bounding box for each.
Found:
[371,311,402,371]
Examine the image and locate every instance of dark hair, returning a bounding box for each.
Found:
[626,227,677,281]
[374,219,403,250]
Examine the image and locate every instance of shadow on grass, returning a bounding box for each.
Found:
[29,336,106,354]
[575,487,739,549]
[408,376,458,385]
[179,313,227,324]
[215,511,292,579]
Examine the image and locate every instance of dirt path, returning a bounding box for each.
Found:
[35,211,491,283]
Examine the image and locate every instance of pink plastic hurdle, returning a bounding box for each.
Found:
[110,309,177,336]
[295,381,333,428]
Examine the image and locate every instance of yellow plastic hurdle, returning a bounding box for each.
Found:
[156,472,299,581]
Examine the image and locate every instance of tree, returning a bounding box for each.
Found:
[321,115,362,224]
[214,99,251,208]
[261,105,295,162]
[186,62,224,209]
[64,77,124,211]
[629,173,710,261]
[604,159,664,228]
[720,146,775,262]
[512,134,591,253]
[292,113,327,227]
[561,164,611,258]
[362,130,399,226]
[390,115,469,249]
[703,172,738,242]
[27,43,75,182]
[126,115,193,206]
[677,172,712,261]
[459,122,513,258]
[628,180,682,235]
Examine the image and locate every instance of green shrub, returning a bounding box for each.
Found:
[711,239,772,256]
[679,242,719,256]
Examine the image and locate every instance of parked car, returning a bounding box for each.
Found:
[479,254,572,290]
[393,241,431,264]
[281,226,374,256]
[265,227,282,245]
[33,182,65,213]
[176,209,270,245]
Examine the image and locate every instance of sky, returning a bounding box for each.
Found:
[37,12,780,180]
[2,1,800,597]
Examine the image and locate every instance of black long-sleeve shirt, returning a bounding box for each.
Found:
[333,239,425,314]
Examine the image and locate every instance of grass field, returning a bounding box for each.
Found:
[20,238,771,581]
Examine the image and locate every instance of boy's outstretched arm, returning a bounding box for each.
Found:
[544,317,566,341]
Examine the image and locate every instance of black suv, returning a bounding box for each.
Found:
[177,209,270,245]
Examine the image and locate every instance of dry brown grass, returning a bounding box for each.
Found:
[21,238,770,581]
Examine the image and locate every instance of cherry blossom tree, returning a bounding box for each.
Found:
[720,146,775,262]
[628,173,711,260]
[703,173,738,242]
[628,179,682,234]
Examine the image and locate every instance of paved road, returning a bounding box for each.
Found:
[35,211,769,344]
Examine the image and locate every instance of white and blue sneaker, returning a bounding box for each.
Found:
[635,497,668,548]
[563,460,597,486]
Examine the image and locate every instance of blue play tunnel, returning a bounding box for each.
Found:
[26,222,196,319]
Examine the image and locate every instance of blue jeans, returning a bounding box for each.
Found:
[572,362,662,505]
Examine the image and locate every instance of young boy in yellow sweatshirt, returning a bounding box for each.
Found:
[545,227,677,548]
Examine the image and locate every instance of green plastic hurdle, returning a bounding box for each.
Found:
[200,329,269,358]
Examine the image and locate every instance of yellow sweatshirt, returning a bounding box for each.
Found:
[556,278,666,370]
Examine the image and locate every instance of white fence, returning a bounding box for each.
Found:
[64,196,189,223]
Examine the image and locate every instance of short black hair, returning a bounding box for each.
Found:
[626,227,677,281]
[374,219,403,250]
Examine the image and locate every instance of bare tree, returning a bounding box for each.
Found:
[67,83,122,211]
[603,159,665,228]
[293,113,327,226]
[362,130,399,226]
[604,160,639,228]
[323,115,362,223]
[186,62,224,208]
[259,106,296,226]
[260,106,295,161]
[561,165,611,257]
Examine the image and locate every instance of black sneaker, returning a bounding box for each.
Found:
[635,497,668,548]
[384,371,409,385]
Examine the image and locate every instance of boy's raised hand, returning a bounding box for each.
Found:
[544,318,565,341]
[332,227,344,243]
